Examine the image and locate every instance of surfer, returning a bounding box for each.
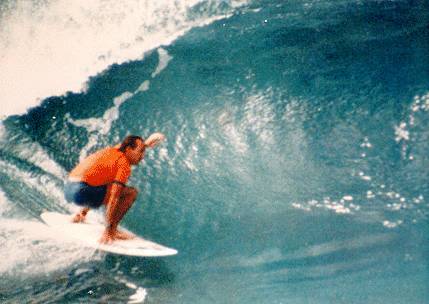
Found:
[64,133,165,244]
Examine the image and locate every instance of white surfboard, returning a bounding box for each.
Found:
[41,212,178,257]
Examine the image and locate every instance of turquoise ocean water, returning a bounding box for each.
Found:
[0,0,428,303]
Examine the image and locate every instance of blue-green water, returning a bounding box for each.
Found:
[1,0,428,303]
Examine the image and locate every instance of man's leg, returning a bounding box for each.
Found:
[101,186,138,243]
[111,186,138,239]
[69,182,107,223]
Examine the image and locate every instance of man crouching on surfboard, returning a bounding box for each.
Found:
[64,133,165,244]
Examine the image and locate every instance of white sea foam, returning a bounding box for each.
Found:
[128,287,147,304]
[292,195,362,215]
[151,48,173,78]
[136,80,151,94]
[383,220,403,228]
[0,188,11,215]
[0,219,99,276]
[360,137,372,148]
[0,158,65,206]
[0,121,6,139]
[115,276,147,304]
[394,122,409,142]
[0,0,248,118]
[15,139,66,178]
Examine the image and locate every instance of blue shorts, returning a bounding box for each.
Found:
[64,182,108,208]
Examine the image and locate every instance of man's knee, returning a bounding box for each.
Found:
[124,186,138,200]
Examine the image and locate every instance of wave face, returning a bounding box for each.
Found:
[1,0,429,303]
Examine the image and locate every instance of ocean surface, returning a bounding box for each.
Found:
[1,0,428,303]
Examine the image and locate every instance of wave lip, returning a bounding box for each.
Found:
[0,0,248,118]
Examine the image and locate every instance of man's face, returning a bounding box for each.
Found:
[126,139,146,165]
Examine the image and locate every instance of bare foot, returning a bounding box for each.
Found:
[72,213,86,223]
[114,230,135,240]
[72,208,89,223]
[99,228,134,244]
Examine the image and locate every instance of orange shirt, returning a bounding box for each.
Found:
[69,147,131,186]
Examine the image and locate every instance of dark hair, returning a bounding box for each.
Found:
[119,135,144,152]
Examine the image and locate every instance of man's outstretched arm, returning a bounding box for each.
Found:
[114,132,165,149]
[144,132,165,148]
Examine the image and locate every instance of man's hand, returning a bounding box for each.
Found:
[144,132,165,148]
